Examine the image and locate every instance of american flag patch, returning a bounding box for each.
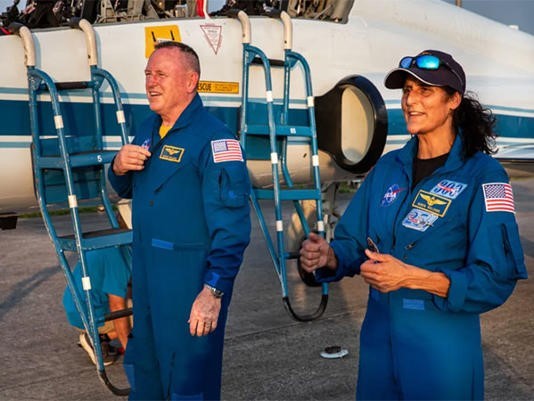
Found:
[482,183,515,213]
[211,139,243,163]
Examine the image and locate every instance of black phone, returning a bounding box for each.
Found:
[366,237,380,253]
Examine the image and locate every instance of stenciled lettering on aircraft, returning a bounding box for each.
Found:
[200,24,223,55]
[198,81,239,94]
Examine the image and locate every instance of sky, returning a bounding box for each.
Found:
[1,0,534,36]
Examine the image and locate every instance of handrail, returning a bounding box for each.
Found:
[9,23,35,67]
[70,18,98,66]
[280,11,292,50]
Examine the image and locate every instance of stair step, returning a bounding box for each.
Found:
[36,150,116,169]
[58,228,132,252]
[254,188,321,201]
[245,124,313,137]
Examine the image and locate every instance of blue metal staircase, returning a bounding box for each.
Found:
[231,9,328,321]
[12,19,131,395]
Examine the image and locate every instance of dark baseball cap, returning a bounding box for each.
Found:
[384,50,466,94]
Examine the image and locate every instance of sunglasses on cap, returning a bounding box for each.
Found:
[399,54,464,92]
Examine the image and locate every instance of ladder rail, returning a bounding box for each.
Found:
[29,65,108,374]
[17,20,131,396]
[232,10,329,321]
[241,43,287,272]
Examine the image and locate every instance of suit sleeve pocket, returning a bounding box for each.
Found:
[219,164,251,208]
[502,223,528,279]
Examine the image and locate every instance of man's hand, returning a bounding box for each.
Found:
[112,144,151,176]
[188,286,222,337]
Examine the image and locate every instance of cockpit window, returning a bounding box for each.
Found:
[0,0,354,28]
[211,0,354,23]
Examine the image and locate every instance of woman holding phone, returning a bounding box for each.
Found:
[299,50,527,400]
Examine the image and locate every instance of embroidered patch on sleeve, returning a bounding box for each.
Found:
[211,139,243,163]
[482,182,515,213]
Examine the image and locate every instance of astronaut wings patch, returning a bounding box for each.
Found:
[211,139,244,163]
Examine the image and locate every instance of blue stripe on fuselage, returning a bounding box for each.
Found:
[0,97,532,144]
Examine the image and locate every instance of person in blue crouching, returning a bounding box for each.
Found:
[108,41,251,401]
[299,50,527,400]
[63,246,131,365]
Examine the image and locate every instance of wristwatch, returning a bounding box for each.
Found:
[205,284,224,299]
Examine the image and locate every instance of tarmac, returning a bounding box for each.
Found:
[1,177,533,401]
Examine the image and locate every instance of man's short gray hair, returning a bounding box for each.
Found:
[154,41,201,76]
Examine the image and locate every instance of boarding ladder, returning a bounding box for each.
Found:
[11,19,131,395]
[230,10,328,322]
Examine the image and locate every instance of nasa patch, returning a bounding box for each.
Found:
[380,184,405,207]
[430,180,467,199]
[402,208,438,232]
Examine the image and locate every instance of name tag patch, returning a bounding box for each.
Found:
[430,180,467,199]
[403,298,425,310]
[160,145,185,163]
[402,208,438,232]
[412,190,451,217]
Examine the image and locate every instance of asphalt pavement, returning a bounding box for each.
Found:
[1,177,533,401]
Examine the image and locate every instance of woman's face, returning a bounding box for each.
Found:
[401,77,461,137]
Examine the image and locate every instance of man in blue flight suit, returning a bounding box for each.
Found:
[108,41,251,401]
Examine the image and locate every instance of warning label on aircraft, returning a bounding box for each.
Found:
[198,81,239,94]
[145,25,182,58]
[200,24,223,55]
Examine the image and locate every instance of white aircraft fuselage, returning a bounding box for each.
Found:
[0,0,533,213]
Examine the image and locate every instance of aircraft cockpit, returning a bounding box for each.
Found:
[0,0,354,30]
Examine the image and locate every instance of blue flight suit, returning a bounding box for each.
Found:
[108,94,251,401]
[317,134,527,400]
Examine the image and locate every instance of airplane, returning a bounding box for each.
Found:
[0,0,532,225]
[0,2,532,390]
[0,0,533,219]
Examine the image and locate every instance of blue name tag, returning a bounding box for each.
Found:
[403,298,425,310]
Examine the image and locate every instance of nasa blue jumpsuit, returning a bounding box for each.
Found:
[316,135,527,400]
[108,94,251,400]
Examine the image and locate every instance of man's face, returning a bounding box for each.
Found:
[144,47,197,121]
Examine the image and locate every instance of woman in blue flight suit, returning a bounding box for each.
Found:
[299,50,527,400]
[109,42,251,401]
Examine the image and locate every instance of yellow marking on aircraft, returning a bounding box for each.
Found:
[198,81,239,94]
[145,25,182,58]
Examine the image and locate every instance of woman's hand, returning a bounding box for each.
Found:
[360,249,450,297]
[360,249,410,292]
[299,232,337,272]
